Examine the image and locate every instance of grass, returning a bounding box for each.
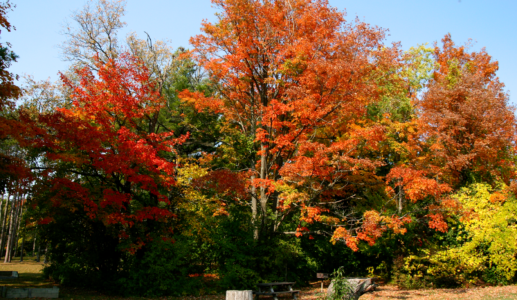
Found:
[0,255,52,288]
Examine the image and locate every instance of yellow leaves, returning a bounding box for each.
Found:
[275,181,308,211]
[445,183,517,281]
[402,43,436,93]
[176,159,209,186]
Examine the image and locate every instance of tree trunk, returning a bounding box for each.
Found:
[0,196,3,238]
[259,143,268,238]
[251,173,258,240]
[327,278,376,300]
[0,192,10,258]
[398,186,403,214]
[19,235,25,262]
[43,246,48,264]
[36,245,41,262]
[32,232,37,257]
[11,198,23,260]
[4,193,16,263]
[226,290,253,300]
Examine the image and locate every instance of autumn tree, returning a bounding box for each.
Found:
[21,53,187,278]
[382,35,516,237]
[60,0,219,158]
[418,34,516,187]
[181,0,406,247]
[0,0,23,191]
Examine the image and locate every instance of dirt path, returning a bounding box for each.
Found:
[164,285,517,300]
[299,285,517,300]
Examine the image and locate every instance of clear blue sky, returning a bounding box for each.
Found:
[4,0,517,105]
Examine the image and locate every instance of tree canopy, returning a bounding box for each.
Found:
[1,0,516,295]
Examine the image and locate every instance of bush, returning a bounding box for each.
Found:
[327,267,353,300]
[118,238,209,297]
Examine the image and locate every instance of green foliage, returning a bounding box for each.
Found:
[211,205,310,289]
[327,267,353,300]
[402,44,436,92]
[118,239,210,297]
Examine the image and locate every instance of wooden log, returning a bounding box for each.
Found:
[226,290,253,300]
[327,278,376,300]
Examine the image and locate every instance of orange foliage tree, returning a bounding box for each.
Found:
[419,34,516,187]
[384,35,517,234]
[181,0,407,248]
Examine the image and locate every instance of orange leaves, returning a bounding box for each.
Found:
[331,212,412,251]
[299,205,328,224]
[418,34,516,187]
[489,192,506,204]
[178,90,224,114]
[295,225,310,237]
[386,166,452,202]
[183,1,516,251]
[60,53,163,125]
[427,213,448,233]
[186,0,412,248]
[331,227,359,252]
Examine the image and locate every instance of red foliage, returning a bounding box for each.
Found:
[22,53,186,250]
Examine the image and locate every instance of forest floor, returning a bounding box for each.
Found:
[1,258,517,299]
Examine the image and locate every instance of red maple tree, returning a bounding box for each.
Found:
[23,53,187,254]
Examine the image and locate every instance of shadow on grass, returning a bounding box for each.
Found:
[0,272,54,288]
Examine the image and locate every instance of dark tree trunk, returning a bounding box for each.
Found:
[36,245,41,262]
[43,246,48,264]
[11,199,22,260]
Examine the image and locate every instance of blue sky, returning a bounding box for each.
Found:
[4,0,517,105]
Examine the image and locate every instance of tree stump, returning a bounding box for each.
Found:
[327,278,376,300]
[226,290,253,300]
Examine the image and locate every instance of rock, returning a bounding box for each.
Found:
[226,290,254,300]
[327,278,376,300]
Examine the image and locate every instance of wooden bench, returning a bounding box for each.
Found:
[255,282,299,300]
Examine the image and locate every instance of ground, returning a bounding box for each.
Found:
[1,258,517,299]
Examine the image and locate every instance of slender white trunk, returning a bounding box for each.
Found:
[0,197,3,233]
[0,192,10,258]
[398,186,403,214]
[4,192,17,263]
[32,232,37,257]
[251,173,258,240]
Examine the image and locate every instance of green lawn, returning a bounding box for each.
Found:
[0,255,52,288]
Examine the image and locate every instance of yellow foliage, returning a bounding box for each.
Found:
[403,183,517,284]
